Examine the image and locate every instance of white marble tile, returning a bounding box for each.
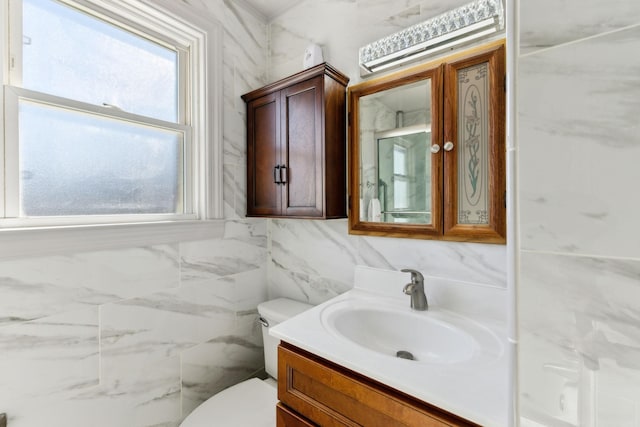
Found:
[165,0,225,22]
[118,356,181,427]
[0,245,179,326]
[236,306,264,348]
[518,331,584,426]
[520,0,640,55]
[0,308,98,403]
[594,359,640,427]
[358,235,507,288]
[7,356,180,427]
[520,331,640,427]
[100,284,236,383]
[269,260,354,305]
[426,277,506,322]
[2,390,130,427]
[231,266,269,311]
[519,26,640,259]
[98,260,266,385]
[179,221,267,285]
[180,276,266,415]
[519,251,640,425]
[520,252,640,366]
[227,216,267,240]
[224,162,247,219]
[234,162,248,218]
[269,219,361,303]
[1,321,181,426]
[268,219,506,306]
[223,163,240,213]
[270,220,361,279]
[224,0,268,166]
[223,1,268,71]
[180,332,264,418]
[223,107,246,166]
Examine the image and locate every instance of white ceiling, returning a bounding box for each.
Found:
[240,0,302,21]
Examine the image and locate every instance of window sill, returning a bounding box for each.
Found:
[0,219,225,260]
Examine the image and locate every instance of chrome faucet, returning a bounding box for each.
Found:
[401,269,428,311]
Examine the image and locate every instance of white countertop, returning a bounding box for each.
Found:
[270,266,509,426]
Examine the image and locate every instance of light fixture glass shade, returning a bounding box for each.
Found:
[359,0,504,75]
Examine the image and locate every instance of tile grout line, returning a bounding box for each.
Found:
[520,248,640,262]
[519,21,640,58]
[98,304,102,387]
[179,352,183,422]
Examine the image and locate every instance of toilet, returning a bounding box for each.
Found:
[180,298,312,427]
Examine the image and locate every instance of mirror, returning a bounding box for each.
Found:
[349,65,443,239]
[360,80,432,224]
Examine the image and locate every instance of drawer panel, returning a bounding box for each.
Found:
[277,403,319,427]
[278,343,478,427]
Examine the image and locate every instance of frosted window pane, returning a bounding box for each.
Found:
[19,101,182,216]
[394,179,408,209]
[393,145,407,175]
[22,0,178,122]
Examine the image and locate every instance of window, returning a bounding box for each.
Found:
[1,0,221,229]
[392,144,408,210]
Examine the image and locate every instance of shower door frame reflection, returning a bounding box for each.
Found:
[374,125,432,224]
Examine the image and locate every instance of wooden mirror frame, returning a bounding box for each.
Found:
[443,45,506,243]
[348,41,506,243]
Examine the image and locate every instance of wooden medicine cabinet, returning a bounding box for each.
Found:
[348,41,506,243]
[242,63,349,219]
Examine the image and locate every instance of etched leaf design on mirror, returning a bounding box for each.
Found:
[457,62,490,225]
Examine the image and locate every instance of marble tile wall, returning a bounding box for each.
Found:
[0,226,268,426]
[518,1,640,425]
[268,219,507,321]
[265,0,507,322]
[0,1,269,426]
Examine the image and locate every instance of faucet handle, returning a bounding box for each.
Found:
[401,268,424,283]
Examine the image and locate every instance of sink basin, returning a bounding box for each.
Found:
[321,299,502,365]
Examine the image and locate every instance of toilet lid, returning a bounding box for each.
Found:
[180,378,278,427]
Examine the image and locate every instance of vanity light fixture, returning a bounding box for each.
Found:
[359,0,504,75]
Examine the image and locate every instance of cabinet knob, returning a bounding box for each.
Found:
[430,144,440,154]
[444,141,454,151]
[280,165,287,183]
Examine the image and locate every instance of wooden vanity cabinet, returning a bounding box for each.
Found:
[242,63,349,219]
[277,342,480,427]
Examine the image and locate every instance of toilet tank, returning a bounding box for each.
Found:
[257,298,312,379]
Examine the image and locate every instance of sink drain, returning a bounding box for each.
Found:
[396,350,415,360]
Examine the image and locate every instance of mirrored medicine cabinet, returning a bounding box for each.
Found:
[348,41,506,243]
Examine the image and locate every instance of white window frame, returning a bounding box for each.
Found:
[0,0,224,258]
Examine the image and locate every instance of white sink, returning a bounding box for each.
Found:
[321,299,502,365]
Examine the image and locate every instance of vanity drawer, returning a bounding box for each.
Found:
[278,343,478,427]
[276,402,318,427]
